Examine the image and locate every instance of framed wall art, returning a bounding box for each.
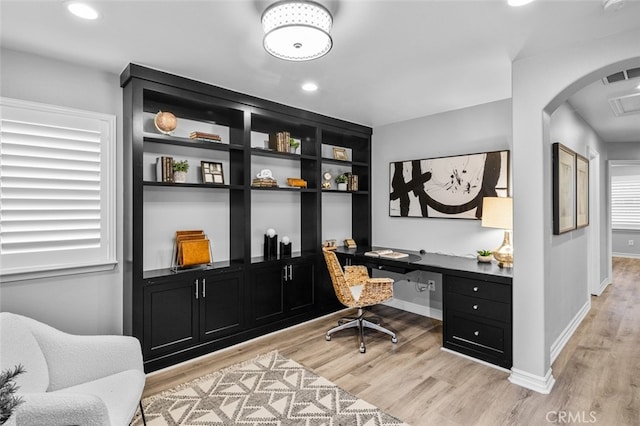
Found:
[552,143,576,234]
[389,150,509,219]
[201,161,224,184]
[333,147,348,161]
[576,153,589,228]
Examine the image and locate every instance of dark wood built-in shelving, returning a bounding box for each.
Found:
[121,63,372,372]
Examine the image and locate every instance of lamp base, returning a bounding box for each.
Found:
[493,230,513,268]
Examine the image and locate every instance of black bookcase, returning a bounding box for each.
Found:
[121,64,372,371]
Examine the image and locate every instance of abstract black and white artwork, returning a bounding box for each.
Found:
[389,150,509,219]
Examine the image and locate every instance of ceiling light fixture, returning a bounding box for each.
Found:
[302,82,318,92]
[66,1,99,20]
[262,1,333,61]
[508,0,535,6]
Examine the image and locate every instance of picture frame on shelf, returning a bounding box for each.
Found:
[201,161,224,184]
[553,143,577,234]
[576,153,589,229]
[333,147,348,161]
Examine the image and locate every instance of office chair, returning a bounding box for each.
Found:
[322,248,398,353]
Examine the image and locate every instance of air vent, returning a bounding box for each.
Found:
[603,67,640,84]
[609,92,640,116]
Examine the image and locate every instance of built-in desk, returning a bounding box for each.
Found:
[334,247,513,369]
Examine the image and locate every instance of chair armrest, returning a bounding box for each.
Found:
[26,319,143,391]
[13,392,110,426]
[344,265,370,286]
[359,278,394,305]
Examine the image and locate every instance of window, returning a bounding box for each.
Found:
[611,171,640,230]
[0,98,116,282]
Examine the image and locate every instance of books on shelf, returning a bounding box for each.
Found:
[189,131,222,142]
[156,156,174,183]
[364,249,409,259]
[252,177,278,187]
[348,174,358,191]
[268,131,291,153]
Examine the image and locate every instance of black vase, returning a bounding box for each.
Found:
[264,234,278,260]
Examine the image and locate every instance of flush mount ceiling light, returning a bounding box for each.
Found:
[262,1,333,61]
[66,1,99,20]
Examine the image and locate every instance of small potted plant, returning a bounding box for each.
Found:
[335,174,348,191]
[477,249,493,263]
[173,160,189,183]
[289,138,300,154]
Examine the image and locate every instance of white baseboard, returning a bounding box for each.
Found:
[509,367,556,394]
[550,299,590,364]
[592,277,611,296]
[612,252,640,259]
[383,298,443,320]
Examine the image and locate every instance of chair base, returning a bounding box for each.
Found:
[326,308,397,353]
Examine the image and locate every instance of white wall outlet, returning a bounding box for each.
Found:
[427,280,436,291]
[629,239,635,246]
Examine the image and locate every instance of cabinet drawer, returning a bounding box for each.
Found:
[446,292,510,323]
[448,314,506,354]
[446,276,510,302]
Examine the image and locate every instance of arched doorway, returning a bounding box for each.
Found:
[509,28,640,394]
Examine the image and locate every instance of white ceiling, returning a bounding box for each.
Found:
[2,0,640,140]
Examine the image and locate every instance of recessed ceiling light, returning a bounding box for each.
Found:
[508,0,535,6]
[302,82,318,92]
[66,2,99,20]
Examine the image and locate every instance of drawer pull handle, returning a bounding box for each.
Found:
[473,286,479,292]
[474,331,480,336]
[473,304,478,310]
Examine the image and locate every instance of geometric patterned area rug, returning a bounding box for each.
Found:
[132,351,409,425]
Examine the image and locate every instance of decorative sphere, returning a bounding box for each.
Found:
[282,236,290,245]
[266,228,276,238]
[154,111,177,135]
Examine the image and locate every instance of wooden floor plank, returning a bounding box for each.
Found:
[142,257,640,425]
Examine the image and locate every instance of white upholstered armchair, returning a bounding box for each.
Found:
[0,312,146,426]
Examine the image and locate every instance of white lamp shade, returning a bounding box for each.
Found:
[481,197,513,230]
[262,1,333,61]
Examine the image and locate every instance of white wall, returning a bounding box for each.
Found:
[373,99,512,254]
[511,27,640,393]
[547,102,608,344]
[0,48,124,335]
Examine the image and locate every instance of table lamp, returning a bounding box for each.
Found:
[481,197,513,268]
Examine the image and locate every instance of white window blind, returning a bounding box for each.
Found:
[611,174,640,230]
[0,98,116,281]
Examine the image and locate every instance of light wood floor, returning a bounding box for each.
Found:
[143,257,640,425]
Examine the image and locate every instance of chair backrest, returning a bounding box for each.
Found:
[322,249,356,307]
[0,312,50,393]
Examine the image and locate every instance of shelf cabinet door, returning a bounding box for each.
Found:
[200,271,244,341]
[143,277,198,359]
[250,264,285,324]
[285,262,314,313]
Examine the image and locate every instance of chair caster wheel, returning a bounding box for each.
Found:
[391,336,398,344]
[326,335,331,341]
[359,345,366,353]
